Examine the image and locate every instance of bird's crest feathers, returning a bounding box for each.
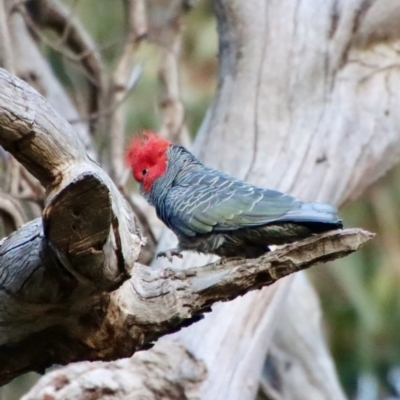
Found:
[125,131,171,192]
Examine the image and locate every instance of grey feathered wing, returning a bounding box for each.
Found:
[164,169,342,238]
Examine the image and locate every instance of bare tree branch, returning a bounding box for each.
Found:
[149,1,400,399]
[0,219,372,386]
[19,166,45,201]
[8,4,95,157]
[21,341,207,400]
[147,0,191,147]
[259,272,348,400]
[0,190,28,230]
[23,0,106,133]
[3,0,400,396]
[0,67,372,387]
[0,0,23,203]
[109,0,147,183]
[0,0,14,71]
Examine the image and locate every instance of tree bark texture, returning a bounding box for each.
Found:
[148,0,400,399]
[21,341,207,400]
[0,67,372,388]
[3,0,400,399]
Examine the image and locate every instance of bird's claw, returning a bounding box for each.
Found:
[157,248,183,263]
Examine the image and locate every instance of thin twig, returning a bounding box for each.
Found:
[108,0,148,183]
[128,0,148,39]
[0,191,28,231]
[68,63,142,125]
[153,1,191,147]
[7,157,20,196]
[0,0,22,198]
[56,0,79,48]
[20,165,45,200]
[0,0,14,71]
[19,0,106,134]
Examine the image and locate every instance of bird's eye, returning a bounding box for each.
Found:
[142,169,147,176]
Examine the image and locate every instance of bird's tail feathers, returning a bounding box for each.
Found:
[284,201,342,227]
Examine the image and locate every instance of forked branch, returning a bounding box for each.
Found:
[0,67,373,386]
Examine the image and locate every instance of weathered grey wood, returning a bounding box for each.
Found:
[150,0,400,399]
[0,69,86,186]
[0,66,372,387]
[260,273,348,400]
[0,225,369,387]
[0,66,141,384]
[3,0,400,397]
[8,8,94,156]
[21,341,207,400]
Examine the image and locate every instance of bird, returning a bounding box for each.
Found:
[126,132,342,261]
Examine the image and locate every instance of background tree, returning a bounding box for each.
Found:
[0,0,399,399]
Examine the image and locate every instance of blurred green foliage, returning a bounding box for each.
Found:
[60,0,217,137]
[3,1,400,399]
[312,167,400,398]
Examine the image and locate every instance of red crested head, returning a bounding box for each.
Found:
[125,131,171,192]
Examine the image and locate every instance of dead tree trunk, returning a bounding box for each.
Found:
[0,67,370,389]
[2,0,400,399]
[149,0,400,399]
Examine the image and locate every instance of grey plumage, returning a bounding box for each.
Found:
[144,145,342,258]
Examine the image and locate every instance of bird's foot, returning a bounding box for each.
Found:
[157,248,183,263]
